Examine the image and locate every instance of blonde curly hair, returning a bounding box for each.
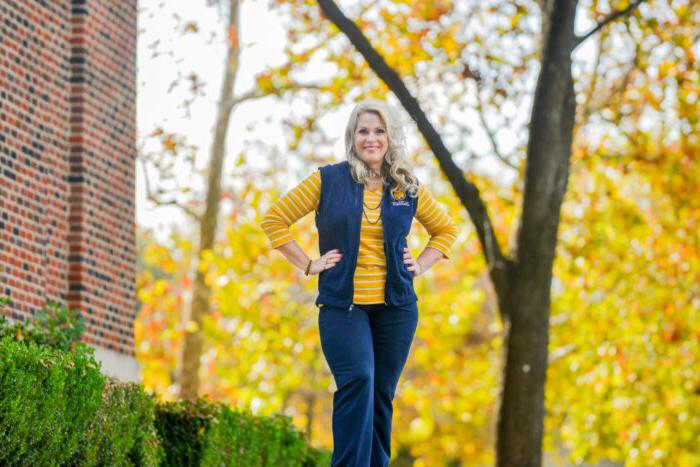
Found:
[345,99,420,199]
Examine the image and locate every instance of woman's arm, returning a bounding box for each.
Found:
[260,170,321,249]
[276,241,342,275]
[275,240,311,271]
[409,184,459,275]
[260,170,342,274]
[405,246,446,276]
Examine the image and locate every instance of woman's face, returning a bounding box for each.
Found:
[353,111,388,172]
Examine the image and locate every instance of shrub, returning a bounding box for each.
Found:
[0,297,86,352]
[0,296,331,465]
[155,397,329,467]
[67,377,166,466]
[303,444,334,467]
[0,336,104,465]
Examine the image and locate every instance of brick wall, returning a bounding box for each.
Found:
[0,0,139,381]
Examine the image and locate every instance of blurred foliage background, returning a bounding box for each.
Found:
[134,0,699,465]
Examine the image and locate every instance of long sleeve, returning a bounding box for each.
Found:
[260,170,321,249]
[414,184,458,259]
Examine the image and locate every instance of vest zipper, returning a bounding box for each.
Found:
[348,182,362,311]
[381,184,388,306]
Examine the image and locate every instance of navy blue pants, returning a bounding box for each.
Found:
[318,301,419,467]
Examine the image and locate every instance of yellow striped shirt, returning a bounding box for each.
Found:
[261,169,458,305]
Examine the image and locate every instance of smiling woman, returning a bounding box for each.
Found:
[260,99,458,467]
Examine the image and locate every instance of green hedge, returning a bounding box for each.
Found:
[0,337,103,465]
[155,398,330,466]
[69,378,165,466]
[0,297,331,465]
[0,336,164,466]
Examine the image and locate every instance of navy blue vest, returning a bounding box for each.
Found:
[314,160,419,310]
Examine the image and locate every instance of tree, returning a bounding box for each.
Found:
[310,0,647,464]
[138,0,322,401]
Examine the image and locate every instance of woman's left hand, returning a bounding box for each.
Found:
[403,247,423,276]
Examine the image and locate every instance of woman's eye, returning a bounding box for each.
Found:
[357,128,385,135]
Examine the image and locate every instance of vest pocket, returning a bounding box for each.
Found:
[394,239,414,282]
[387,239,415,303]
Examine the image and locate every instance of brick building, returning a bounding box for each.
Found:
[0,0,139,382]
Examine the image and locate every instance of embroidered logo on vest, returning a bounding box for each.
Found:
[391,190,409,206]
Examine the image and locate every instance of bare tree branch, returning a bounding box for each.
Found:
[222,88,261,110]
[475,82,519,170]
[139,157,202,221]
[581,42,639,126]
[574,0,645,49]
[578,29,604,125]
[223,82,325,111]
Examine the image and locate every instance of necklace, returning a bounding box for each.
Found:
[363,207,381,225]
[363,197,381,210]
[362,188,382,224]
[363,183,382,209]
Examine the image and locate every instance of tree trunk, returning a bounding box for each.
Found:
[495,1,578,465]
[315,0,637,463]
[179,0,241,401]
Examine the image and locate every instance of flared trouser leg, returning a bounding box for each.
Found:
[319,306,374,466]
[368,302,418,467]
[318,302,418,467]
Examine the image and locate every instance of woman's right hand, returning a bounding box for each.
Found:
[309,249,343,275]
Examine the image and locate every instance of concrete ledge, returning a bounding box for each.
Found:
[92,346,142,383]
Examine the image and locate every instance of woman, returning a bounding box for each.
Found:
[261,99,458,466]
